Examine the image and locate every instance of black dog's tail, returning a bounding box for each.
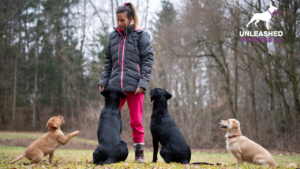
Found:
[191,162,214,165]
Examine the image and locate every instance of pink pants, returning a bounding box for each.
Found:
[119,91,144,143]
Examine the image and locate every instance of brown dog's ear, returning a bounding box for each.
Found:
[51,119,59,129]
[232,120,239,129]
[46,118,59,129]
[46,119,50,128]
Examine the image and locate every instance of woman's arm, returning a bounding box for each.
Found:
[138,31,154,91]
[98,34,113,88]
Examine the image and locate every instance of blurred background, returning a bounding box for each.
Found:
[0,0,299,151]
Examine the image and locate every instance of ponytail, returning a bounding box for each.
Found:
[116,2,139,30]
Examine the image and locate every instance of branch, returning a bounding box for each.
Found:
[169,47,212,58]
[54,47,74,73]
[4,8,18,24]
[55,46,78,93]
[88,0,108,39]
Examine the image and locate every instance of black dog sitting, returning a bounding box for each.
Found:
[150,88,191,164]
[93,84,129,165]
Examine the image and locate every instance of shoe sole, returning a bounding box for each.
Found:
[135,159,145,163]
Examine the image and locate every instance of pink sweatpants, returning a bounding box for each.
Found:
[119,91,144,143]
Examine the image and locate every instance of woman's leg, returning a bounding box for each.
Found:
[126,92,145,143]
[126,91,145,162]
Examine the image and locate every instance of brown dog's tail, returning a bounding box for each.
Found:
[9,152,26,164]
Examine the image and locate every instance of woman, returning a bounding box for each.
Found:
[98,2,154,163]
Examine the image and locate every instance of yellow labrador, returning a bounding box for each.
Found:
[10,115,79,164]
[219,119,277,166]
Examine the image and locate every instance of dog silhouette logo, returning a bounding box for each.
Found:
[246,2,279,30]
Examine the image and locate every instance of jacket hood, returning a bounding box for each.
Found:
[114,24,142,36]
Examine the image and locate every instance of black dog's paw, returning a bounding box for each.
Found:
[95,161,104,166]
[152,160,157,163]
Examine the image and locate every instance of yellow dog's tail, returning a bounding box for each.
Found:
[9,152,26,164]
[287,163,297,168]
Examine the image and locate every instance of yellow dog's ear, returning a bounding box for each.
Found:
[233,120,239,129]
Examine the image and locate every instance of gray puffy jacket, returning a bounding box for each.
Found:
[98,25,154,93]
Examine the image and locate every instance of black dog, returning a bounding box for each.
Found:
[150,88,191,164]
[93,84,128,165]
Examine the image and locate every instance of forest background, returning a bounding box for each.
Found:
[1,0,299,150]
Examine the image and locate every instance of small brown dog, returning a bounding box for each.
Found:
[10,115,79,164]
[219,119,277,166]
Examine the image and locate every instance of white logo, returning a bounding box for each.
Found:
[246,2,278,30]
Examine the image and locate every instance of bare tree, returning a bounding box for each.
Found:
[111,0,115,27]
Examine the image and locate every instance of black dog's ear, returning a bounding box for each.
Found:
[165,90,172,100]
[118,90,127,99]
[101,88,109,97]
[150,88,155,97]
[150,88,156,102]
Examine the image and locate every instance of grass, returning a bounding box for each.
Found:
[0,131,299,168]
[1,146,299,169]
[0,131,98,144]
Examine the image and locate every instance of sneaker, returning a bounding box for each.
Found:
[134,143,145,163]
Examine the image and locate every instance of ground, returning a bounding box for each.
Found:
[0,132,299,169]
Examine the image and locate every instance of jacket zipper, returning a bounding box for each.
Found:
[116,27,127,89]
[137,65,141,77]
[121,36,127,89]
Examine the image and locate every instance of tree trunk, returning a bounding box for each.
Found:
[33,40,39,129]
[115,0,119,8]
[110,0,115,27]
[144,0,149,29]
[12,54,18,122]
[207,58,213,145]
[4,63,8,125]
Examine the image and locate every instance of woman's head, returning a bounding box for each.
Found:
[116,2,138,31]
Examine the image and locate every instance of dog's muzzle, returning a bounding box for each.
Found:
[219,121,227,129]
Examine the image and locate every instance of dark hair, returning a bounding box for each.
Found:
[116,2,139,30]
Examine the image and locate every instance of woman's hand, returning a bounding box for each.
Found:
[99,85,105,91]
[135,87,144,95]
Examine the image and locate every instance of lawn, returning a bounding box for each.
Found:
[0,131,299,168]
[1,146,299,169]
